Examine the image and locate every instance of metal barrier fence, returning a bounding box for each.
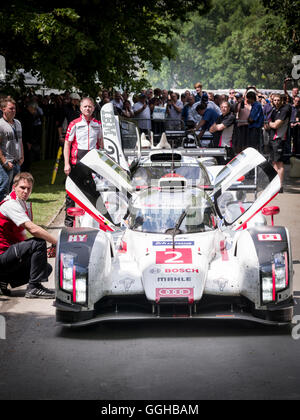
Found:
[40,114,299,160]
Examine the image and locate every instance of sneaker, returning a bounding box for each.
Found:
[25,284,55,299]
[0,281,11,297]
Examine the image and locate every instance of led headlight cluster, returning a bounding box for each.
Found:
[60,253,88,304]
[261,251,288,304]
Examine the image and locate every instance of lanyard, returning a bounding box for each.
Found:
[11,123,19,143]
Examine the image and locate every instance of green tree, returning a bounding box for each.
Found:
[146,0,293,90]
[263,0,300,54]
[0,0,211,95]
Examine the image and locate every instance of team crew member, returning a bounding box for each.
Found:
[0,172,56,298]
[63,97,103,226]
[209,101,236,162]
[246,91,264,151]
[264,94,291,187]
[194,102,219,142]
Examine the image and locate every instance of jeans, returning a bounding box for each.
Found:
[0,163,20,202]
[0,238,52,289]
[0,164,9,202]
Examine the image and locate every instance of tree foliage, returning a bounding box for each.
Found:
[146,0,294,90]
[263,0,300,54]
[0,0,211,95]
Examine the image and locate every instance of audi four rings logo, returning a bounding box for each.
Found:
[157,288,193,297]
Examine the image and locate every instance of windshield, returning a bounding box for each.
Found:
[128,188,216,234]
[131,163,210,187]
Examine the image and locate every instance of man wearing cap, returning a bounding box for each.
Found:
[57,92,81,142]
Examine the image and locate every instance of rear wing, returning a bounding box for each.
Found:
[124,147,228,161]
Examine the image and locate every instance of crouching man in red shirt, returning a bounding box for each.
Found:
[0,172,57,298]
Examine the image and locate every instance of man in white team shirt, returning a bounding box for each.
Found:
[63,97,102,227]
[0,172,57,298]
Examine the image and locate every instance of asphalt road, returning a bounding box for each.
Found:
[1,165,300,401]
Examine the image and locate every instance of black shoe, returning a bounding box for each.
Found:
[25,284,55,299]
[0,281,11,297]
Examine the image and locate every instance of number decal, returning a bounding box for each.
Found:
[156,248,192,264]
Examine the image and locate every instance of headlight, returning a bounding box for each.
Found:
[261,251,289,304]
[60,253,88,304]
[60,254,74,292]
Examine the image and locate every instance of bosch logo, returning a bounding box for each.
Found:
[165,268,199,273]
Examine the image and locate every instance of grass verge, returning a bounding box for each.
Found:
[29,159,66,226]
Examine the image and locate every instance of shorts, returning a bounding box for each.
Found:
[269,137,284,162]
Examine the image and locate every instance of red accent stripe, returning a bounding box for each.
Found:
[272,263,276,301]
[66,189,114,232]
[60,254,64,288]
[220,240,229,261]
[236,192,279,231]
[285,252,289,287]
[73,265,76,302]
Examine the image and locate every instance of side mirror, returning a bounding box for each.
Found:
[67,207,86,228]
[67,207,86,217]
[262,206,280,226]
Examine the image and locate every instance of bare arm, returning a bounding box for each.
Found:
[63,140,72,175]
[23,221,57,245]
[269,119,284,130]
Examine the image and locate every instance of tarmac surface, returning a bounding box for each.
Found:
[0,163,300,401]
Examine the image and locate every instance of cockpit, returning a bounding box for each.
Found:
[131,162,211,188]
[128,187,217,234]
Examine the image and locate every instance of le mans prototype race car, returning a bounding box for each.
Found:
[54,105,294,327]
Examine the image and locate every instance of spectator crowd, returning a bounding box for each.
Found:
[0,77,299,198]
[0,78,299,298]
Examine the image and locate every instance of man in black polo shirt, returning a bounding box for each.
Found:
[210,101,236,162]
[264,94,291,188]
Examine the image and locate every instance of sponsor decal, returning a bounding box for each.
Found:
[150,268,161,274]
[165,268,199,273]
[68,234,88,243]
[157,277,192,282]
[156,288,194,303]
[257,233,282,241]
[156,248,192,264]
[152,241,195,247]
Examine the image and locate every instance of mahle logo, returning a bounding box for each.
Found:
[0,315,6,340]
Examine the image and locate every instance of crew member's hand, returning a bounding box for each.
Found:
[64,164,71,176]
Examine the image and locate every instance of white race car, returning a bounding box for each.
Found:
[55,147,294,327]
